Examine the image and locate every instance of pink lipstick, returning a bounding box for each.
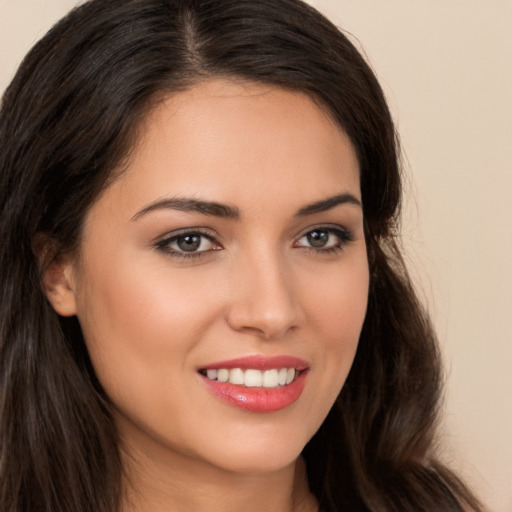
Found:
[198,355,309,413]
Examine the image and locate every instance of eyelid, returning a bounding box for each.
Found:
[153,227,223,258]
[293,224,354,250]
[294,223,353,241]
[153,226,218,242]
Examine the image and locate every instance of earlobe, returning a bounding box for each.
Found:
[41,256,78,318]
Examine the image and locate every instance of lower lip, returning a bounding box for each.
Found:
[201,371,308,413]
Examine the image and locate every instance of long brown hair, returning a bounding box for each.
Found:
[0,0,482,510]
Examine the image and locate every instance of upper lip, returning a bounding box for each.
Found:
[199,355,309,371]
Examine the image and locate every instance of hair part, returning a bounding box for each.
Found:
[0,1,482,511]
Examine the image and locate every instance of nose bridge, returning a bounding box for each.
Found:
[226,244,299,339]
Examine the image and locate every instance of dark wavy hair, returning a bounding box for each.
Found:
[0,0,482,511]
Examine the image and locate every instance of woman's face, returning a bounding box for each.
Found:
[58,80,368,475]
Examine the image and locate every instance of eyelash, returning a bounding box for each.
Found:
[154,226,354,260]
[294,226,354,255]
[154,229,219,260]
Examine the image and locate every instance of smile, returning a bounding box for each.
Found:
[199,356,309,412]
[200,367,298,388]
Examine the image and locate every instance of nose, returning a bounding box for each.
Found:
[225,252,301,340]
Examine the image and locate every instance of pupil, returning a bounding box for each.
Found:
[177,235,201,252]
[307,230,328,248]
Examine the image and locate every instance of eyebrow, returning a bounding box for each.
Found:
[131,192,361,222]
[131,197,241,221]
[295,193,362,216]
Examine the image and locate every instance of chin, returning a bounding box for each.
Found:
[210,448,301,475]
[195,421,312,475]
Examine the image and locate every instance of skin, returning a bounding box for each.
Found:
[45,79,369,512]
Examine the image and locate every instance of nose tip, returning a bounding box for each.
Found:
[225,265,300,340]
[227,304,297,340]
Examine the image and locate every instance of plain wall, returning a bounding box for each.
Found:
[1,1,511,510]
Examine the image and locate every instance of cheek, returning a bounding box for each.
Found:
[74,253,220,399]
[300,250,369,413]
[306,249,369,343]
[73,257,225,449]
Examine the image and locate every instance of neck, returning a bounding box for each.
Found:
[120,440,317,512]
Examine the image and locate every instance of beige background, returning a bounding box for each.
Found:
[1,1,511,510]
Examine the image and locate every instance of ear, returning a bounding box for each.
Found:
[34,235,78,317]
[41,256,78,317]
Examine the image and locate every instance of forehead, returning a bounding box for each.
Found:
[107,79,360,216]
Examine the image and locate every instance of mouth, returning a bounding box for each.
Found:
[198,355,309,412]
[199,367,301,388]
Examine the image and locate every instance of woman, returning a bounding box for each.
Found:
[0,0,483,511]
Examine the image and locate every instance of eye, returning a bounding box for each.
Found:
[155,230,221,258]
[294,226,353,252]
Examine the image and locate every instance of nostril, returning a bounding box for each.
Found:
[225,300,299,339]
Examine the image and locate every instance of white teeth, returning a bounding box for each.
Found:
[217,369,229,382]
[229,368,245,385]
[263,369,279,388]
[204,367,299,388]
[244,369,263,387]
